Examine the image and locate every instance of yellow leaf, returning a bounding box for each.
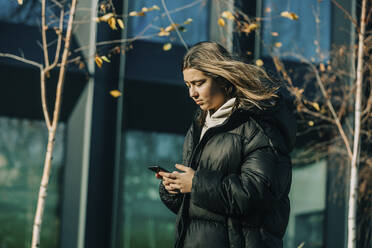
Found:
[311,102,320,111]
[101,56,110,63]
[158,28,170,36]
[274,42,282,48]
[255,59,264,67]
[110,90,122,98]
[129,11,145,16]
[165,23,180,32]
[271,32,279,36]
[152,5,160,10]
[163,43,172,51]
[308,121,314,126]
[17,0,23,5]
[280,11,299,20]
[108,17,117,30]
[319,63,326,72]
[184,18,193,25]
[95,56,103,68]
[98,13,114,22]
[241,23,259,34]
[246,51,252,55]
[100,4,106,13]
[117,19,125,29]
[129,11,138,16]
[142,7,149,12]
[221,11,235,20]
[218,18,225,27]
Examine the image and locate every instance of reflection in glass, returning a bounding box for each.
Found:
[0,117,65,248]
[262,0,330,62]
[121,130,184,248]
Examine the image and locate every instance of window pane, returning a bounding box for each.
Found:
[284,160,327,248]
[0,117,65,248]
[128,0,209,45]
[120,130,184,248]
[262,0,330,62]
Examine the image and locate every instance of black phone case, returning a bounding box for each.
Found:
[147,166,170,173]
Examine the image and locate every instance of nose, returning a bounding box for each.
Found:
[189,86,198,98]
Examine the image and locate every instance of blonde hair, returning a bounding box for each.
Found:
[182,41,280,114]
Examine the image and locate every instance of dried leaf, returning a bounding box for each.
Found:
[255,59,264,67]
[311,102,320,111]
[271,32,279,36]
[129,11,137,16]
[241,23,259,34]
[152,5,160,10]
[117,19,125,29]
[101,56,110,63]
[308,121,314,126]
[274,42,282,48]
[163,43,172,51]
[158,28,170,36]
[184,18,193,25]
[129,11,145,16]
[100,4,106,13]
[319,63,326,72]
[108,17,117,30]
[280,11,299,20]
[110,90,122,98]
[17,0,23,5]
[246,51,252,55]
[95,56,103,68]
[165,23,180,32]
[221,11,235,20]
[218,18,225,27]
[98,13,114,22]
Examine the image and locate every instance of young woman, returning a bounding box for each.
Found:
[157,41,296,248]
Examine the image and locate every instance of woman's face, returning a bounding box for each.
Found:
[183,68,226,114]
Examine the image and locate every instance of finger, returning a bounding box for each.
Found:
[170,183,181,190]
[168,190,179,194]
[159,171,171,178]
[175,164,189,172]
[155,173,162,179]
[167,172,178,179]
[167,178,179,184]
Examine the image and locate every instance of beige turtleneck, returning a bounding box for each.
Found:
[200,98,236,140]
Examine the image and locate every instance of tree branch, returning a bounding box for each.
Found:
[41,0,50,67]
[161,0,189,51]
[0,53,43,69]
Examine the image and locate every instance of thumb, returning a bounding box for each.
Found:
[175,164,188,172]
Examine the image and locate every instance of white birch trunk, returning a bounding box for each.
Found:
[31,0,79,247]
[347,0,367,247]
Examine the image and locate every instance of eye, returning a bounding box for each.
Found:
[195,79,206,86]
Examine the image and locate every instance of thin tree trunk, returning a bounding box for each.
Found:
[348,0,367,247]
[31,0,78,247]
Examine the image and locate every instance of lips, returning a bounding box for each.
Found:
[195,101,203,105]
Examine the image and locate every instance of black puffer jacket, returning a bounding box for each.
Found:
[159,94,296,248]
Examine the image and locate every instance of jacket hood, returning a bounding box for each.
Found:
[247,88,297,154]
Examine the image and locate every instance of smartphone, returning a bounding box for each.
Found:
[147,165,170,173]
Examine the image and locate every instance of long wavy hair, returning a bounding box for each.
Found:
[182,41,280,125]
